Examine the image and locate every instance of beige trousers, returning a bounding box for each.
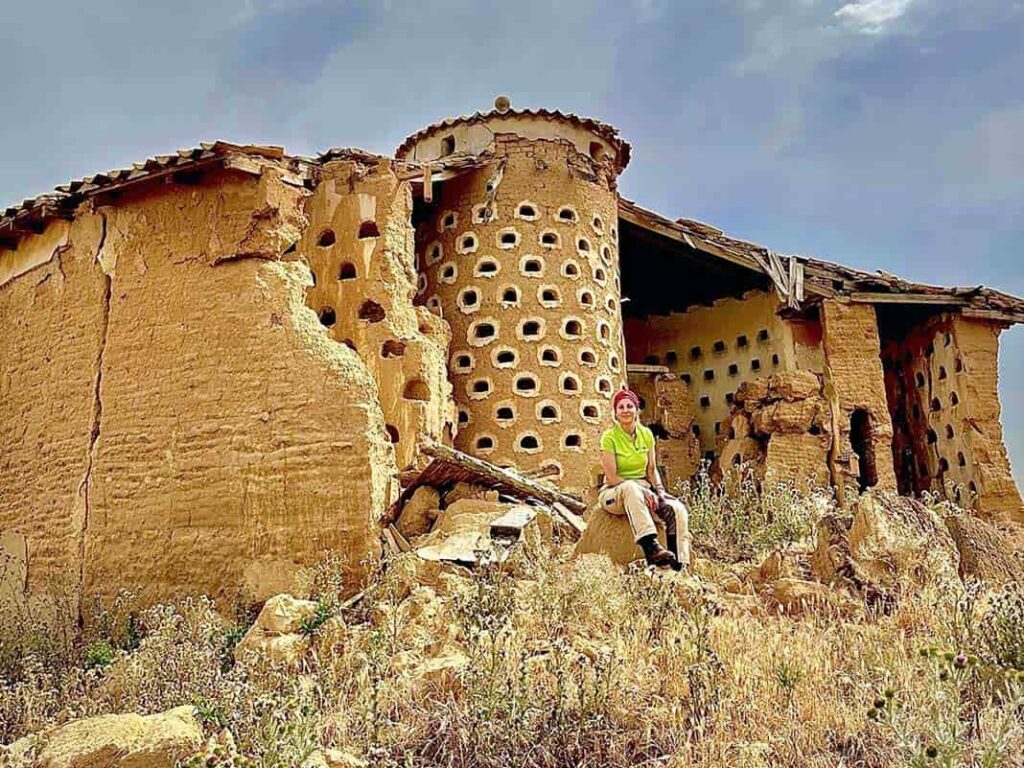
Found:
[598,479,692,563]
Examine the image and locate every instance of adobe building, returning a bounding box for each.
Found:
[2,102,1022,607]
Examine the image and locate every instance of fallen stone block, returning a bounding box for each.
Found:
[31,706,203,768]
[945,515,1024,584]
[395,486,441,540]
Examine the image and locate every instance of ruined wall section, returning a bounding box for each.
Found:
[953,317,1023,520]
[0,215,107,592]
[820,300,897,492]
[883,313,1023,519]
[626,371,702,487]
[623,290,799,459]
[415,135,625,494]
[300,157,455,471]
[0,165,397,607]
[718,372,831,488]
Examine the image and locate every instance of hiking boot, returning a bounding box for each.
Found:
[638,534,681,570]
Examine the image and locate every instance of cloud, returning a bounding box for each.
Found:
[835,0,914,34]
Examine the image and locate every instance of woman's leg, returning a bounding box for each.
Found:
[616,480,658,542]
[658,498,691,567]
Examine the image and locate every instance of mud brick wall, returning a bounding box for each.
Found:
[0,215,108,593]
[300,157,456,472]
[623,290,802,459]
[820,300,897,492]
[415,134,626,494]
[1,166,396,607]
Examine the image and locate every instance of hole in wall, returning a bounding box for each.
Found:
[520,319,543,340]
[358,221,380,239]
[517,202,538,220]
[317,229,336,247]
[459,233,479,254]
[453,353,474,373]
[958,451,966,467]
[563,319,582,338]
[557,206,577,223]
[540,286,561,306]
[458,409,470,425]
[540,231,561,248]
[563,433,582,448]
[475,435,495,452]
[539,403,559,421]
[339,262,357,280]
[521,257,543,275]
[403,379,430,401]
[589,141,604,161]
[440,135,456,156]
[501,286,520,304]
[539,346,561,366]
[581,403,600,420]
[517,434,540,451]
[496,405,516,423]
[514,374,539,395]
[498,229,520,248]
[950,392,959,406]
[386,424,399,443]
[560,373,580,393]
[358,300,386,323]
[592,214,604,233]
[382,340,406,358]
[475,257,499,277]
[580,349,597,366]
[493,348,518,367]
[472,322,497,341]
[562,260,580,279]
[850,408,878,491]
[319,307,337,327]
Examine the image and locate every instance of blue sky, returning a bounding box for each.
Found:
[3,0,1022,481]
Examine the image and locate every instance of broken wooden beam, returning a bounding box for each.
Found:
[418,440,588,515]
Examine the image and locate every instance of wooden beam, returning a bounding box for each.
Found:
[849,292,967,306]
[626,363,670,375]
[961,308,1024,324]
[419,440,587,514]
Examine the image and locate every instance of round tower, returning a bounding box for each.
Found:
[397,102,631,494]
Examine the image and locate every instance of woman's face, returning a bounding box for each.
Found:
[615,398,638,427]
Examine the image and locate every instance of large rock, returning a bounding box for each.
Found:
[812,492,960,597]
[945,515,1024,584]
[762,578,857,617]
[395,486,440,540]
[30,706,203,768]
[573,507,672,566]
[234,593,319,667]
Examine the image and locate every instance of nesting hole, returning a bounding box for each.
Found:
[403,380,430,401]
[318,307,336,327]
[338,262,357,280]
[317,229,336,247]
[358,221,380,239]
[358,300,386,323]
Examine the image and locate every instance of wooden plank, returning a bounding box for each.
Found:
[849,292,967,306]
[961,308,1024,324]
[419,440,587,514]
[551,502,587,537]
[626,363,670,374]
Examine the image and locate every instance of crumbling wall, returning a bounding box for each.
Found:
[623,290,799,459]
[415,134,625,495]
[718,371,831,488]
[953,317,1023,520]
[2,164,394,607]
[883,313,1022,519]
[0,215,107,592]
[299,156,455,471]
[626,371,702,487]
[820,300,897,492]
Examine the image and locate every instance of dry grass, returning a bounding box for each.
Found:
[2,482,1023,768]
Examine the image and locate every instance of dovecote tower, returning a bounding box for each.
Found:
[396,102,631,492]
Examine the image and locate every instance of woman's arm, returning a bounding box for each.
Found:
[601,450,624,486]
[646,444,666,494]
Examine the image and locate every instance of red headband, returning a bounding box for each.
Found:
[612,389,641,410]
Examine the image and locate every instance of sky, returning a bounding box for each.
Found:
[2,0,1022,482]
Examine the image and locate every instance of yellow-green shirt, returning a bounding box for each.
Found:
[600,423,655,480]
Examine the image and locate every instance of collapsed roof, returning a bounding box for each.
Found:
[3,137,1022,324]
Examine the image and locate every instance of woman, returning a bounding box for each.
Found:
[599,389,692,571]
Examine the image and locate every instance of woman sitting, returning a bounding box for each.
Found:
[599,389,692,571]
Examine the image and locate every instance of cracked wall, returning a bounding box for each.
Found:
[299,156,455,471]
[626,372,702,488]
[1,164,395,608]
